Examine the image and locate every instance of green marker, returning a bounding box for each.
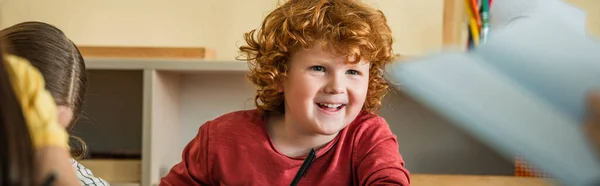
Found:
[481,0,490,44]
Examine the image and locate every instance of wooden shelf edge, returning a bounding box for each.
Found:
[84,57,249,72]
[78,46,216,60]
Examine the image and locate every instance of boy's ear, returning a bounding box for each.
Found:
[277,82,284,93]
[276,76,285,93]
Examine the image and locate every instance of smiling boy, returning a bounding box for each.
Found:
[160,0,410,185]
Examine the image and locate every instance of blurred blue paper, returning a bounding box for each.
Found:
[490,0,587,35]
[385,1,600,185]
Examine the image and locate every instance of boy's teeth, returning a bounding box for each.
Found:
[318,103,342,108]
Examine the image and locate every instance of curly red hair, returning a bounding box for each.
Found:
[239,0,394,114]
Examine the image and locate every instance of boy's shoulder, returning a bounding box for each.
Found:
[350,111,389,129]
[345,111,395,140]
[209,109,262,124]
[199,109,264,134]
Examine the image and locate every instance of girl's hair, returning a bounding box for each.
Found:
[239,0,394,115]
[0,40,37,185]
[0,21,88,158]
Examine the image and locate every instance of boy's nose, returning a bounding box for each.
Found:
[324,86,344,94]
[324,77,345,94]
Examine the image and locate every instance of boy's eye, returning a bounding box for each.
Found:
[346,70,361,75]
[309,66,325,72]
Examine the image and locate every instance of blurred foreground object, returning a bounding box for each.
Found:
[585,93,600,154]
[386,0,600,185]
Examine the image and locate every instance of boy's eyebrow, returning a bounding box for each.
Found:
[344,60,370,67]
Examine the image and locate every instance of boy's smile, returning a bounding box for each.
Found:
[315,102,345,114]
[278,43,370,137]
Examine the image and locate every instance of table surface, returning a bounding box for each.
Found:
[411,174,556,186]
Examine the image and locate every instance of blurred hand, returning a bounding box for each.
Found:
[584,91,600,153]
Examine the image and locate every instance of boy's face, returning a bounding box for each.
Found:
[280,44,370,136]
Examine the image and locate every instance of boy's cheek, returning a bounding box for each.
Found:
[352,81,370,94]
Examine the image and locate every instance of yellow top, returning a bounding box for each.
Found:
[4,54,68,149]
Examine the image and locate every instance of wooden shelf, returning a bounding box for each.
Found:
[78,46,216,60]
[85,57,249,72]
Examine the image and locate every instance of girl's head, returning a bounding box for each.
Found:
[239,0,393,135]
[0,21,86,127]
[0,40,37,186]
[0,21,87,157]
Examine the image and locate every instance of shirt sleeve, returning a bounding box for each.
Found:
[70,159,111,186]
[4,55,69,149]
[160,122,213,186]
[355,117,411,186]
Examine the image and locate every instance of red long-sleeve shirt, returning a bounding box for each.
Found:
[160,109,410,185]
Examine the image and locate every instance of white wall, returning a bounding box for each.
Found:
[2,0,598,59]
[0,0,446,60]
